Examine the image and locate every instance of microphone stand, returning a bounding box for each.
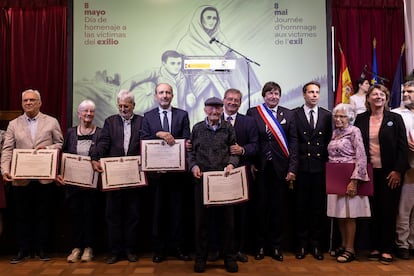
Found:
[212,39,260,109]
[364,69,389,84]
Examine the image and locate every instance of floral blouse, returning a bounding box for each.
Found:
[327,125,369,181]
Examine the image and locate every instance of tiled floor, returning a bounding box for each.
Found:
[1,252,414,275]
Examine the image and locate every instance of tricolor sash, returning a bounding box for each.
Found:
[257,104,289,158]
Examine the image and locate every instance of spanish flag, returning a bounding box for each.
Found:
[335,43,353,105]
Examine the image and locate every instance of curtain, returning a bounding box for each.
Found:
[0,9,11,110]
[0,0,67,8]
[331,0,405,92]
[0,3,67,131]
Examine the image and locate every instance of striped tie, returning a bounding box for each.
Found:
[265,125,273,160]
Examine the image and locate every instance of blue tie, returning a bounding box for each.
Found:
[227,116,233,125]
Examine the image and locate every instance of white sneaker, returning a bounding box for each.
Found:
[67,248,81,263]
[81,247,93,262]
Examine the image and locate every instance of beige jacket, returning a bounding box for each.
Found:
[1,112,63,186]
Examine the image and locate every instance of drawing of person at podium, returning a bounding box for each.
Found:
[121,50,188,115]
[177,5,261,124]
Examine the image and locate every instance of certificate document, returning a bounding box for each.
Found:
[101,156,147,190]
[203,166,248,206]
[11,149,58,180]
[141,139,186,171]
[61,153,98,188]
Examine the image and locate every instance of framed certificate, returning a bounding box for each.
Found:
[101,156,147,190]
[202,166,248,206]
[141,139,186,171]
[61,153,98,188]
[10,149,58,180]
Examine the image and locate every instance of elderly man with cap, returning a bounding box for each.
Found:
[187,96,240,273]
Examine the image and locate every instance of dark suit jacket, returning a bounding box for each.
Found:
[293,106,332,173]
[91,114,143,160]
[223,113,259,167]
[141,107,190,140]
[246,105,298,179]
[354,110,408,175]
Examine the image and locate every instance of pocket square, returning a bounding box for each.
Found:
[280,118,286,124]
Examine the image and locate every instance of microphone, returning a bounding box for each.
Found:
[209,37,216,44]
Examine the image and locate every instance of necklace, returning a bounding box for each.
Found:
[78,125,95,136]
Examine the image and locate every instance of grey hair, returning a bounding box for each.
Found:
[77,99,96,114]
[333,103,356,125]
[404,80,414,87]
[22,89,41,101]
[117,89,135,104]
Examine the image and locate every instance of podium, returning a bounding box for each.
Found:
[183,56,236,74]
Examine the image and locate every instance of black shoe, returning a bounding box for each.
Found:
[236,251,248,262]
[254,247,265,260]
[336,250,355,263]
[152,253,165,263]
[295,247,307,260]
[332,246,345,257]
[367,251,380,261]
[271,248,283,261]
[396,248,410,260]
[194,260,206,273]
[312,247,324,260]
[175,248,191,261]
[379,253,393,265]
[106,254,118,264]
[38,250,51,261]
[207,250,220,262]
[224,259,239,273]
[10,251,29,264]
[126,252,138,262]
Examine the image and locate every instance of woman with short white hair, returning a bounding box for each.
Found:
[327,103,371,263]
[56,99,101,263]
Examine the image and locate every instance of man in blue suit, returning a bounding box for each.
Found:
[293,81,332,260]
[222,88,258,262]
[91,90,143,264]
[141,83,192,263]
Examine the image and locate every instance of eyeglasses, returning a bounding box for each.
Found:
[333,115,348,119]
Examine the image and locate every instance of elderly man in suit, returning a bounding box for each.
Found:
[293,81,332,260]
[91,90,143,264]
[1,89,63,264]
[141,83,191,263]
[246,81,298,262]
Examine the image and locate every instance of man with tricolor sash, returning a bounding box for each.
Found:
[246,81,298,262]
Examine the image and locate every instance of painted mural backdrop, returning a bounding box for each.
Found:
[73,0,328,127]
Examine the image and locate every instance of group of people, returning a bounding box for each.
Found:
[0,79,413,273]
